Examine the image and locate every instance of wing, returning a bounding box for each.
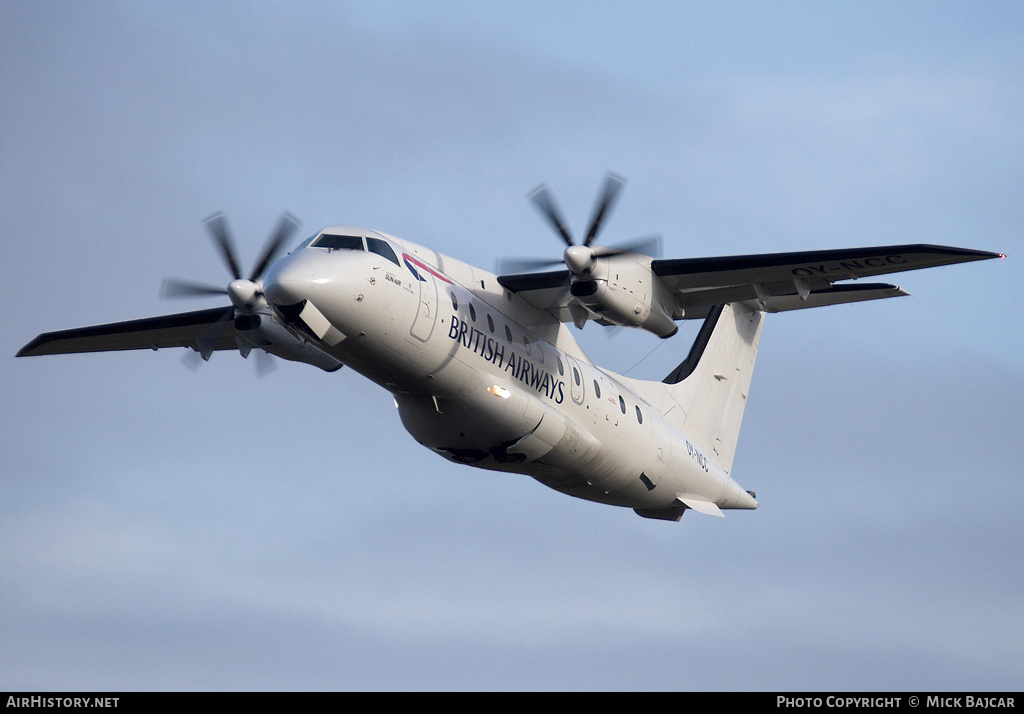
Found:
[17,307,237,357]
[498,244,1002,322]
[652,243,999,288]
[495,270,575,324]
[652,243,1001,316]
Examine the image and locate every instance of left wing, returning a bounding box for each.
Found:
[498,244,1002,324]
[651,243,999,291]
[17,307,237,357]
[654,243,1002,318]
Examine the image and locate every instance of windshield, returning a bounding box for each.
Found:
[366,236,400,266]
[311,234,364,251]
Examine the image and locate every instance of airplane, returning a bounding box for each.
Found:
[17,174,1003,521]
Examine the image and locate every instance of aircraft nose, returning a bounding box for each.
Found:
[263,256,316,307]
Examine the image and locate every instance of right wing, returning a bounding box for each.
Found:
[17,307,237,357]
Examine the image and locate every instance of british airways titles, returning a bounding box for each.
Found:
[448,314,566,404]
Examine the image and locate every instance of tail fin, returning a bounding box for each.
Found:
[622,302,764,474]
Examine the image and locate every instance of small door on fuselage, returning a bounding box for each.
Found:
[409,268,438,342]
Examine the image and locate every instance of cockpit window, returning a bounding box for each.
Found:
[366,237,400,266]
[312,234,364,251]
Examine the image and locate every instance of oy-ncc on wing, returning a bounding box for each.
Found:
[17,175,1004,521]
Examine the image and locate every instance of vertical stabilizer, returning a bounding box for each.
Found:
[622,303,764,474]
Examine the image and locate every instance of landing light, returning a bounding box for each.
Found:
[487,385,511,399]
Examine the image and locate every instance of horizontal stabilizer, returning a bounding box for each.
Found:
[676,494,725,517]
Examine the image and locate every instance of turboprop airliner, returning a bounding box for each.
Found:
[17,175,1002,521]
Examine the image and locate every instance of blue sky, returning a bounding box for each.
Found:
[2,0,1021,691]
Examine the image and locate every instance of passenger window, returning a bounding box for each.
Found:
[556,356,564,376]
[593,380,601,399]
[619,395,626,414]
[635,406,643,424]
[366,237,400,266]
[450,292,458,311]
[504,325,512,342]
[486,314,495,333]
[469,303,477,322]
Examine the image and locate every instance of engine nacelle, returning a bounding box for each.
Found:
[234,312,343,372]
[569,257,680,338]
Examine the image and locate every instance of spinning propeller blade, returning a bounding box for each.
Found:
[249,212,300,281]
[160,279,227,299]
[162,211,301,373]
[583,172,625,247]
[204,212,243,281]
[528,184,575,248]
[163,211,301,303]
[496,256,566,275]
[501,173,658,277]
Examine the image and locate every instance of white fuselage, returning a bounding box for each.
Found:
[262,227,756,514]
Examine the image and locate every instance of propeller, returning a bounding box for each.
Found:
[162,211,300,371]
[498,173,660,276]
[162,211,300,309]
